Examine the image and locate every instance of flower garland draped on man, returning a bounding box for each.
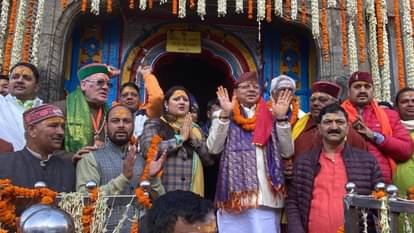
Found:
[207,71,294,233]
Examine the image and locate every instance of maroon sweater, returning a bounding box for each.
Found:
[286,144,383,233]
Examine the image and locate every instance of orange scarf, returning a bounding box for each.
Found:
[341,100,396,174]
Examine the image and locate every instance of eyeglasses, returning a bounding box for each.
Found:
[84,79,113,88]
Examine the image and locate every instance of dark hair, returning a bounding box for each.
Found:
[145,190,214,233]
[207,98,220,112]
[105,104,133,122]
[378,101,394,109]
[10,62,40,83]
[120,82,140,95]
[316,103,348,124]
[395,87,414,107]
[0,74,8,80]
[162,86,192,121]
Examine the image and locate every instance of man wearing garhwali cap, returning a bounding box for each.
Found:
[0,104,75,193]
[292,80,367,160]
[341,71,413,183]
[0,62,43,151]
[207,71,294,233]
[53,63,119,157]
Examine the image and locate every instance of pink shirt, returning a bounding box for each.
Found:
[308,150,347,233]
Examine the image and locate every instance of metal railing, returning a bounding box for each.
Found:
[344,182,414,233]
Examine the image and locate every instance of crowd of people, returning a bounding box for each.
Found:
[0,61,413,233]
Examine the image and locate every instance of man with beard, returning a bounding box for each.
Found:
[53,63,119,158]
[0,62,43,151]
[286,103,383,233]
[76,105,165,232]
[292,80,366,160]
[341,71,413,183]
[208,71,294,233]
[0,104,75,192]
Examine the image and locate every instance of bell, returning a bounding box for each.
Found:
[19,204,75,233]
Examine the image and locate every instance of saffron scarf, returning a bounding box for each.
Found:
[64,88,108,152]
[341,100,396,173]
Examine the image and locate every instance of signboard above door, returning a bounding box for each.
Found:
[166,31,201,54]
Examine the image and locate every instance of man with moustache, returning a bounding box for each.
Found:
[53,63,119,157]
[0,62,43,151]
[286,103,383,233]
[341,71,413,183]
[0,104,75,192]
[292,80,366,160]
[76,105,165,232]
[208,71,294,233]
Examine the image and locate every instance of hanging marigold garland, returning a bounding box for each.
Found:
[356,0,366,63]
[10,0,27,68]
[274,0,283,17]
[411,0,414,35]
[235,0,244,14]
[81,0,88,12]
[129,0,135,9]
[310,0,319,38]
[135,135,162,209]
[172,0,178,15]
[266,0,272,22]
[394,0,405,89]
[379,0,391,102]
[21,0,36,63]
[91,0,100,15]
[0,179,57,230]
[130,222,138,233]
[375,0,384,67]
[347,0,358,73]
[189,0,196,9]
[403,0,414,87]
[248,0,254,19]
[81,187,99,233]
[291,0,297,20]
[197,0,206,20]
[0,0,10,66]
[339,0,348,65]
[148,0,153,9]
[366,0,382,100]
[139,0,147,11]
[321,0,329,61]
[178,0,187,18]
[107,0,113,13]
[217,0,227,17]
[257,0,266,21]
[300,0,307,24]
[2,0,18,74]
[30,0,45,66]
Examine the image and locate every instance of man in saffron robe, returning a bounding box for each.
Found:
[53,63,119,159]
[292,80,366,160]
[207,71,294,233]
[76,105,165,232]
[341,71,413,183]
[0,104,75,192]
[0,62,43,151]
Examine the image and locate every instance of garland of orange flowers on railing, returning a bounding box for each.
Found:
[81,0,88,12]
[21,0,35,62]
[233,100,258,131]
[372,189,387,199]
[81,187,99,233]
[356,0,366,63]
[408,186,414,200]
[0,179,57,230]
[266,0,272,22]
[375,0,384,67]
[300,0,307,23]
[339,0,348,65]
[135,135,162,209]
[130,222,138,233]
[321,0,329,61]
[395,0,406,89]
[129,0,135,9]
[2,0,17,74]
[248,0,254,19]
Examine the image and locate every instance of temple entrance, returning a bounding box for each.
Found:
[153,52,233,124]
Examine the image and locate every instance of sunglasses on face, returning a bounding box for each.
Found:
[84,79,113,88]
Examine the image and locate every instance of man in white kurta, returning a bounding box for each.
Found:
[207,72,294,233]
[0,62,43,151]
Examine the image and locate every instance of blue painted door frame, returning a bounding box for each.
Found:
[263,27,310,112]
